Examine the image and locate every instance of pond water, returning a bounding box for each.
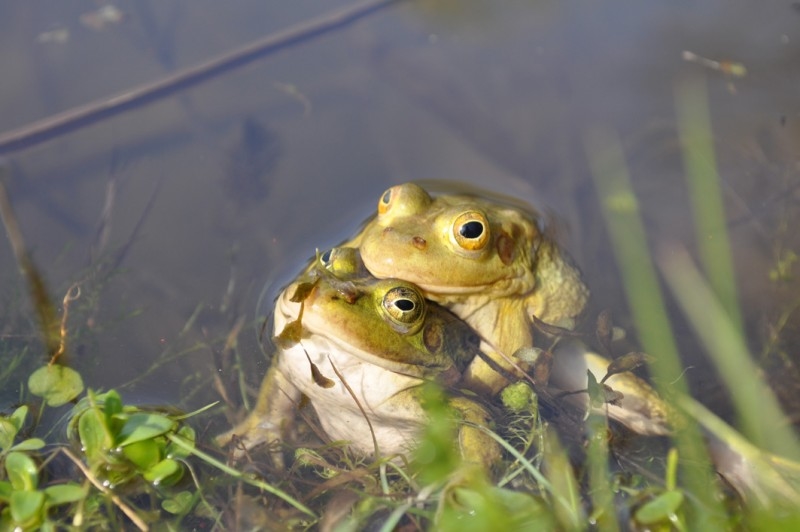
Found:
[1,0,800,432]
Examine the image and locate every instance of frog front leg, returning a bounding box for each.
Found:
[216,361,300,468]
[449,396,502,472]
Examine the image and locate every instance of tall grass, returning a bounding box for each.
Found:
[585,125,727,527]
[586,75,800,526]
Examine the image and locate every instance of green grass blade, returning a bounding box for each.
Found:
[166,433,317,518]
[585,126,726,528]
[659,247,800,459]
[675,77,742,331]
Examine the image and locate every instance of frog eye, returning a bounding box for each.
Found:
[452,211,490,251]
[377,187,394,215]
[382,285,426,333]
[377,183,432,217]
[319,249,333,268]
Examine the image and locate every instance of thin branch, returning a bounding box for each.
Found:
[61,448,150,532]
[0,0,402,155]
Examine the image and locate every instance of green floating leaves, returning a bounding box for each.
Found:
[11,438,46,452]
[5,451,39,491]
[43,484,85,506]
[0,419,17,453]
[144,458,182,486]
[9,406,28,432]
[28,365,84,407]
[122,439,162,471]
[78,407,112,463]
[10,489,45,528]
[1,405,30,453]
[116,413,176,447]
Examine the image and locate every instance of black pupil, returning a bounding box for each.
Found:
[395,299,415,312]
[460,220,484,239]
[320,250,331,264]
[381,190,392,204]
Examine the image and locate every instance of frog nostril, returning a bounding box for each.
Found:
[412,236,427,250]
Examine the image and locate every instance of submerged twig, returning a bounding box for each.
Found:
[52,283,81,365]
[61,448,150,532]
[0,0,402,155]
[0,170,60,356]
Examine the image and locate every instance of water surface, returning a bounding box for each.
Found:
[1,0,799,420]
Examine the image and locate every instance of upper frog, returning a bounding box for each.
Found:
[351,183,589,394]
[218,250,500,470]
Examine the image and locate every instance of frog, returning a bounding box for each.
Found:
[217,250,501,470]
[548,343,673,435]
[350,182,590,395]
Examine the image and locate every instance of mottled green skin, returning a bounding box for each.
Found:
[218,251,500,469]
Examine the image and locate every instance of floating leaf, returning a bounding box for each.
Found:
[10,405,28,432]
[5,451,39,491]
[44,484,85,506]
[162,490,194,514]
[28,365,84,407]
[103,390,124,437]
[10,489,44,527]
[144,458,182,486]
[122,439,162,471]
[635,489,684,525]
[116,413,175,447]
[11,438,46,452]
[0,418,17,452]
[78,408,112,463]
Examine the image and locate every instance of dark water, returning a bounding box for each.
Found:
[1,1,799,420]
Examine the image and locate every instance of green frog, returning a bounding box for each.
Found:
[217,251,501,470]
[350,182,590,395]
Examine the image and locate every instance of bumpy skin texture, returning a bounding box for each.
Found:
[351,183,590,395]
[217,259,500,470]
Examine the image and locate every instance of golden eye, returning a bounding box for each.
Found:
[377,187,395,215]
[382,285,426,333]
[452,211,489,251]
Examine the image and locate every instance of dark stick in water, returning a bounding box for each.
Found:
[0,168,60,357]
[0,0,402,155]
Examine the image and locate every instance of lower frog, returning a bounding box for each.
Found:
[217,253,501,470]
